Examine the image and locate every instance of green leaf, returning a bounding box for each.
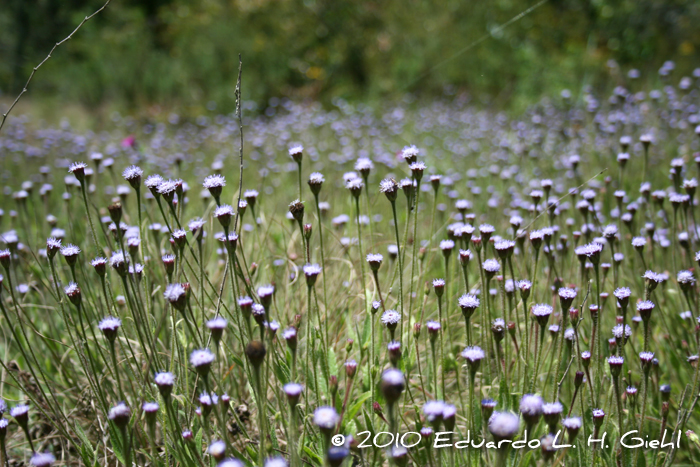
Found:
[363,408,375,433]
[274,359,291,385]
[346,419,357,436]
[303,446,324,465]
[247,380,257,405]
[498,373,510,410]
[316,357,329,394]
[176,319,188,349]
[474,397,483,435]
[77,445,92,467]
[195,427,203,456]
[599,446,614,466]
[361,313,371,349]
[229,352,244,369]
[328,348,338,377]
[111,427,125,465]
[638,451,646,467]
[269,417,281,452]
[318,348,330,389]
[74,423,95,462]
[346,391,372,421]
[246,444,258,461]
[520,450,534,467]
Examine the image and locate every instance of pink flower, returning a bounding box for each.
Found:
[121,135,136,148]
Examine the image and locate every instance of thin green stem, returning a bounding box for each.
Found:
[80,180,101,254]
[390,200,404,339]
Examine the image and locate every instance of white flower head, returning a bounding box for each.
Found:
[423,400,447,422]
[214,204,235,217]
[564,328,575,341]
[678,270,695,284]
[30,452,56,467]
[532,304,553,317]
[562,417,582,430]
[632,237,647,248]
[381,310,401,325]
[218,460,244,467]
[207,316,228,330]
[203,174,226,189]
[289,145,304,157]
[488,412,520,439]
[355,158,374,172]
[188,217,205,232]
[401,145,419,160]
[303,263,322,276]
[483,259,500,273]
[379,178,398,193]
[64,281,79,295]
[60,244,81,257]
[309,172,325,184]
[612,324,632,338]
[110,251,127,268]
[345,178,364,191]
[257,285,275,298]
[520,394,544,416]
[157,179,181,195]
[282,327,297,340]
[142,401,160,413]
[461,346,485,362]
[68,161,88,173]
[313,406,339,429]
[145,174,164,189]
[440,239,455,250]
[108,402,131,421]
[366,253,383,263]
[409,161,426,172]
[381,368,404,386]
[608,355,624,365]
[122,165,143,181]
[614,287,631,300]
[189,349,215,368]
[154,372,175,387]
[163,283,186,302]
[264,457,288,467]
[494,240,515,251]
[543,402,563,415]
[98,316,122,332]
[283,383,303,398]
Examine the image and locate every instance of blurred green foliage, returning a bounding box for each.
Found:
[1,0,699,111]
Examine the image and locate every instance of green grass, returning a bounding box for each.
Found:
[0,91,699,467]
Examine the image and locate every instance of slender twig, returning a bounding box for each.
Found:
[233,55,245,233]
[0,0,112,132]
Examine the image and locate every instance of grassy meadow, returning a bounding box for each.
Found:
[1,76,700,466]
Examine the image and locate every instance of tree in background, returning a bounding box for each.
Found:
[1,0,699,110]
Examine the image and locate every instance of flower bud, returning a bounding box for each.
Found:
[245,340,267,369]
[388,341,402,367]
[108,202,123,224]
[569,307,579,323]
[345,359,357,378]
